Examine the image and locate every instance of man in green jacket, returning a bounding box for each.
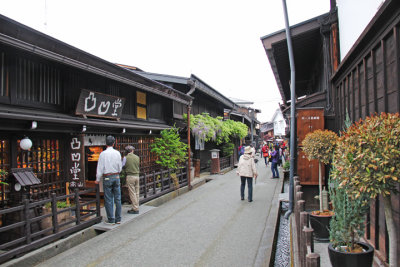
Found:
[123,145,140,214]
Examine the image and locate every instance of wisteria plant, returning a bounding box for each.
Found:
[184,113,248,146]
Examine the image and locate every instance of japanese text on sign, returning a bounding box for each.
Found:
[69,137,85,188]
[75,89,125,119]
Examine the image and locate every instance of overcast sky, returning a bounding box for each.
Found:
[0,0,330,122]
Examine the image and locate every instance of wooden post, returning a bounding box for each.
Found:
[144,173,148,199]
[95,183,101,218]
[51,193,58,233]
[160,171,164,191]
[296,199,305,251]
[306,253,320,267]
[74,188,81,225]
[300,211,309,267]
[304,227,314,253]
[152,171,156,194]
[23,199,31,244]
[187,104,192,190]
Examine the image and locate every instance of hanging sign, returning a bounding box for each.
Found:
[68,135,85,188]
[75,89,125,119]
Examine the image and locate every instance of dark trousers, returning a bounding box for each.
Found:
[271,162,279,178]
[240,176,253,201]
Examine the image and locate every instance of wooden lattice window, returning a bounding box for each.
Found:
[17,137,64,200]
[16,56,62,105]
[116,136,157,174]
[0,138,10,207]
[0,51,9,97]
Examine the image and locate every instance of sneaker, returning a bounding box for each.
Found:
[115,221,121,224]
[105,221,115,225]
[127,209,139,214]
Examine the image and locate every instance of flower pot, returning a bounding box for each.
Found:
[283,170,289,179]
[309,212,332,242]
[328,242,374,267]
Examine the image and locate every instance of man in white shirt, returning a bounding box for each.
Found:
[95,136,122,225]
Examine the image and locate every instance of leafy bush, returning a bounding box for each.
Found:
[221,143,235,157]
[151,126,188,170]
[302,129,338,212]
[331,113,400,264]
[302,129,338,164]
[44,201,70,209]
[283,160,290,171]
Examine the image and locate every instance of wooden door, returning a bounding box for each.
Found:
[296,108,325,185]
[297,150,325,185]
[297,109,325,144]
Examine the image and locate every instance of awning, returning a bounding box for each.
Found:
[11,168,41,186]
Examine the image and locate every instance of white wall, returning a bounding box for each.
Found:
[273,110,286,136]
[337,0,385,60]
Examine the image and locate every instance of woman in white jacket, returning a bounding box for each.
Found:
[237,146,258,202]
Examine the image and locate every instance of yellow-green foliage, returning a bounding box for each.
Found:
[302,129,339,164]
[331,112,400,199]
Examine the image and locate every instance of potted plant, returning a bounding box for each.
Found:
[330,113,400,267]
[282,160,290,179]
[41,200,72,232]
[151,126,188,190]
[328,165,373,267]
[302,129,338,241]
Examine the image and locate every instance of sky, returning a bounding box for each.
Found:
[0,0,330,122]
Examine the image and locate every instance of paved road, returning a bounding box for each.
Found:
[37,160,282,267]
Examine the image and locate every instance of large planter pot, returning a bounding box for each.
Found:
[328,242,374,267]
[309,212,332,242]
[283,170,289,179]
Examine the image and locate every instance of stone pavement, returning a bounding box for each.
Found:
[27,159,282,267]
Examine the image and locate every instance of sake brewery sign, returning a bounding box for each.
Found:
[76,89,125,119]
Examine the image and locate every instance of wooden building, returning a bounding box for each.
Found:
[0,14,192,262]
[331,0,400,264]
[261,10,338,186]
[261,0,400,265]
[121,69,238,172]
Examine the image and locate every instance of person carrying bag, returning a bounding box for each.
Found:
[236,146,258,202]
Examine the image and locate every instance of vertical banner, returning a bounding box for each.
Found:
[68,135,85,188]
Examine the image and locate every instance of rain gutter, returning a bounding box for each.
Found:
[282,0,296,220]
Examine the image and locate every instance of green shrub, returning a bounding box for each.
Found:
[221,143,235,157]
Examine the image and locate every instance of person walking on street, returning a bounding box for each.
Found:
[262,143,269,166]
[237,146,258,202]
[271,145,280,178]
[96,136,122,225]
[123,145,140,214]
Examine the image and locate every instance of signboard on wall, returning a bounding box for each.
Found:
[75,89,125,119]
[68,135,85,188]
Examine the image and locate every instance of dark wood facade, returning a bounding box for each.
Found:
[262,0,400,265]
[125,70,238,171]
[331,1,400,264]
[0,14,193,261]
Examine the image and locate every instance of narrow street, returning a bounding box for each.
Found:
[36,160,282,267]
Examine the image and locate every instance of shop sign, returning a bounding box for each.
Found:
[75,89,125,119]
[68,135,85,188]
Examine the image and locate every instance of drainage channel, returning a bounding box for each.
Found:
[273,179,290,267]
